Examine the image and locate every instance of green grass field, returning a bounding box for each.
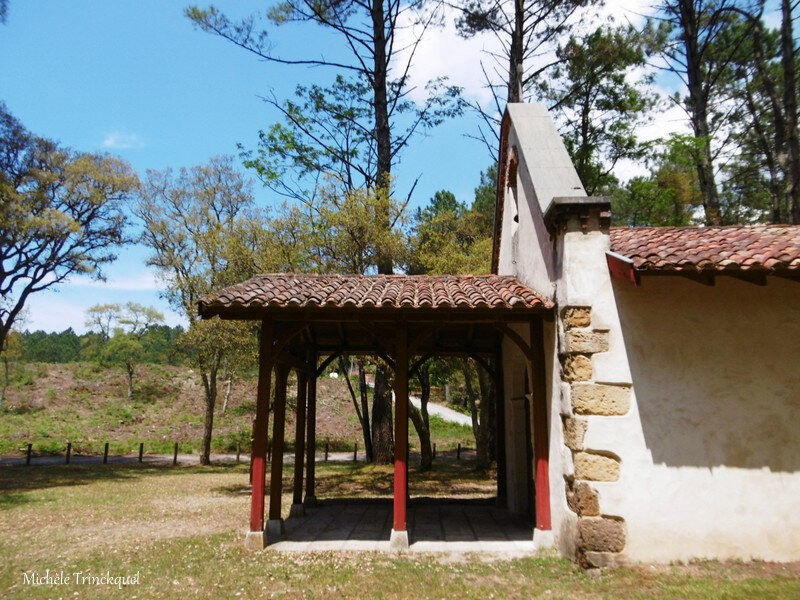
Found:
[0,460,797,599]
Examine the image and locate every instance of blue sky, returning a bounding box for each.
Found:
[3,0,725,333]
[1,0,499,332]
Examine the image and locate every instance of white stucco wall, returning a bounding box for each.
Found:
[592,276,800,562]
[497,105,586,548]
[496,102,800,563]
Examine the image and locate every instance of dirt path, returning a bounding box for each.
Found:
[410,396,473,427]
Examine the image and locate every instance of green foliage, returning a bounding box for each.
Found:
[0,103,137,350]
[539,24,660,195]
[409,185,493,276]
[612,134,705,227]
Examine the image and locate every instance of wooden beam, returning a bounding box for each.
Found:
[268,364,290,523]
[393,322,409,534]
[273,323,309,355]
[529,319,551,531]
[304,350,318,506]
[249,319,274,537]
[276,351,307,373]
[605,251,640,286]
[408,323,443,355]
[409,352,434,379]
[493,323,533,361]
[316,351,343,377]
[468,352,496,380]
[292,368,308,508]
[495,347,507,507]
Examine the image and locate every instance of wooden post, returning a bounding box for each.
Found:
[173,442,178,466]
[324,439,329,461]
[457,443,461,460]
[248,319,274,546]
[304,351,318,507]
[291,368,308,510]
[103,442,109,464]
[138,442,144,463]
[495,347,507,506]
[391,322,409,547]
[65,442,71,464]
[433,443,436,460]
[530,319,551,531]
[353,441,357,462]
[267,363,290,529]
[26,443,32,466]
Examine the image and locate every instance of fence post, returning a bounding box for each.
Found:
[65,442,71,464]
[173,442,178,466]
[103,442,109,464]
[138,442,144,463]
[353,441,357,462]
[457,443,461,460]
[26,443,32,466]
[325,439,329,462]
[236,441,241,464]
[433,443,436,460]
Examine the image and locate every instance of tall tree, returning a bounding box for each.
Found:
[538,25,661,195]
[136,156,260,465]
[654,0,755,225]
[455,0,595,152]
[188,0,462,463]
[0,103,136,353]
[86,302,165,401]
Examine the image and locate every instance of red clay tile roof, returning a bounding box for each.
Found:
[199,274,552,317]
[610,225,800,272]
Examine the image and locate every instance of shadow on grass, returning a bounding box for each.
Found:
[0,462,249,501]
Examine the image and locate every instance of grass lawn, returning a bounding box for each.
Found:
[0,460,798,599]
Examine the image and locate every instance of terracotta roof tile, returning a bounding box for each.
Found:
[199,274,552,317]
[610,225,800,272]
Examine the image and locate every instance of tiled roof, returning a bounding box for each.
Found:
[199,274,552,317]
[610,225,800,272]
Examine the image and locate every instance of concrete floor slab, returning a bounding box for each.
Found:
[268,497,537,556]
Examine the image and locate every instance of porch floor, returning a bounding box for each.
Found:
[270,497,536,555]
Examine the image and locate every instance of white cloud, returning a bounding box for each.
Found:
[101,131,144,149]
[69,271,164,292]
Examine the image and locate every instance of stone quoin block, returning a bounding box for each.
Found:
[563,354,593,382]
[565,330,609,355]
[571,384,631,416]
[563,418,588,451]
[567,482,600,516]
[562,307,591,329]
[579,517,626,553]
[574,452,620,481]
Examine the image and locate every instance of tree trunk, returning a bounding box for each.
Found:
[417,363,431,432]
[222,372,233,415]
[507,0,524,102]
[341,356,373,462]
[475,363,493,470]
[461,358,490,469]
[371,363,394,463]
[408,402,432,471]
[200,367,217,466]
[0,358,7,409]
[781,0,800,223]
[678,0,722,225]
[125,361,134,401]
[358,360,374,462]
[371,0,393,274]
